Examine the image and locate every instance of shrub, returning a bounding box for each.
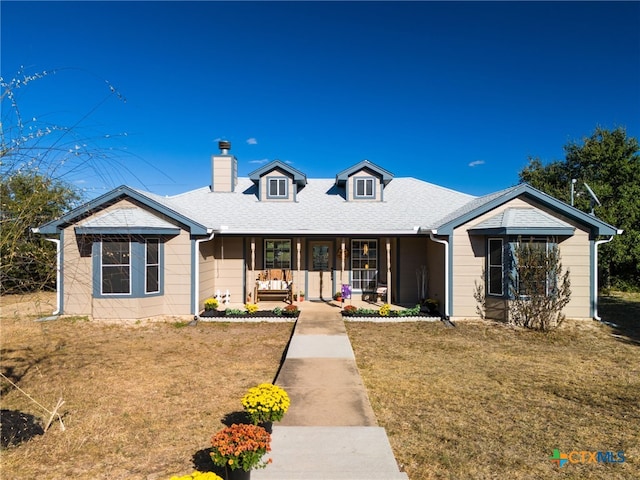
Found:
[272,307,283,316]
[204,297,219,311]
[283,304,299,317]
[245,303,259,315]
[342,305,358,315]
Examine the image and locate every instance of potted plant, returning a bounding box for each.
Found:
[170,472,223,480]
[333,291,342,302]
[210,423,271,480]
[204,297,219,311]
[298,291,305,302]
[241,383,291,432]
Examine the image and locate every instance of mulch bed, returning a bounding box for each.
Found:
[0,410,44,448]
[199,310,299,319]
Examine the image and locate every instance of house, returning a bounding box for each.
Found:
[34,141,621,321]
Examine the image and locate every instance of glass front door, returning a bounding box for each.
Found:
[307,241,333,300]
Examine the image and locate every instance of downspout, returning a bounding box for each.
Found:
[194,231,215,317]
[429,230,450,318]
[45,238,61,315]
[593,234,615,321]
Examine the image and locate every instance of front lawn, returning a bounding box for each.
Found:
[346,294,639,479]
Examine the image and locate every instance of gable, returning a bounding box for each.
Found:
[35,185,208,235]
[434,184,619,238]
[248,160,307,202]
[335,160,394,202]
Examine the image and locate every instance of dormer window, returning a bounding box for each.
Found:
[355,177,375,198]
[268,177,288,198]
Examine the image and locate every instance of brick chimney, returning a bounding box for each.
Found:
[211,140,238,192]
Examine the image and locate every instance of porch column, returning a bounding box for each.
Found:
[251,238,255,302]
[341,239,346,282]
[297,239,301,294]
[386,238,392,304]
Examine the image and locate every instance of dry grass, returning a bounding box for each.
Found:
[347,298,640,480]
[2,292,639,479]
[0,292,294,479]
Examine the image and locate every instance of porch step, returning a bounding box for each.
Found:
[252,426,409,480]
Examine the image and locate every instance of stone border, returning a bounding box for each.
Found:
[343,316,440,322]
[197,316,297,323]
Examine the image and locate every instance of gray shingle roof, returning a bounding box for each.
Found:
[136,177,475,234]
[469,208,574,230]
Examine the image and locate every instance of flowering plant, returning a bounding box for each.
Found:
[204,298,219,311]
[342,305,358,315]
[242,383,291,424]
[245,303,259,315]
[283,304,299,317]
[210,423,271,471]
[170,472,223,480]
[378,303,391,316]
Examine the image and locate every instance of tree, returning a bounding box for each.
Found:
[519,127,640,291]
[507,239,571,331]
[1,69,128,295]
[0,173,79,293]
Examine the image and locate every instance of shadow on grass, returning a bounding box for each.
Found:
[192,447,226,476]
[599,294,640,346]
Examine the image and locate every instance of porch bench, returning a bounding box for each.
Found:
[254,269,293,303]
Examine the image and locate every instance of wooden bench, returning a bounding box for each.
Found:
[255,269,293,303]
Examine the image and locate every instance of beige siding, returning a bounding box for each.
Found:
[397,237,428,305]
[62,229,92,316]
[211,155,237,192]
[199,240,216,306]
[347,169,382,202]
[209,237,245,305]
[426,239,445,310]
[452,197,592,320]
[60,199,193,320]
[259,167,295,202]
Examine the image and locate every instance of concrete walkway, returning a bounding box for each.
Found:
[253,301,408,480]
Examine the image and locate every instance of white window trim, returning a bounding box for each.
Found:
[354,177,375,198]
[267,177,288,198]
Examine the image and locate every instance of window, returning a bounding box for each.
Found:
[514,239,553,298]
[354,178,375,198]
[95,236,163,298]
[351,239,377,290]
[265,239,291,269]
[487,237,559,299]
[312,244,330,271]
[102,240,131,294]
[268,177,287,198]
[487,238,503,296]
[146,239,159,294]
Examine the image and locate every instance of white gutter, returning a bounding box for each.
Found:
[194,230,215,317]
[429,229,450,318]
[215,229,422,236]
[45,238,61,315]
[593,232,620,321]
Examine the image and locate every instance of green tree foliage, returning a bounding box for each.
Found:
[0,173,79,293]
[519,127,640,290]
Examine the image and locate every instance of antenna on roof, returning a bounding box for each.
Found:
[583,182,601,215]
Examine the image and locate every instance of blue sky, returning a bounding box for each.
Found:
[2,1,639,198]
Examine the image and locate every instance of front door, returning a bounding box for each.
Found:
[308,241,333,300]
